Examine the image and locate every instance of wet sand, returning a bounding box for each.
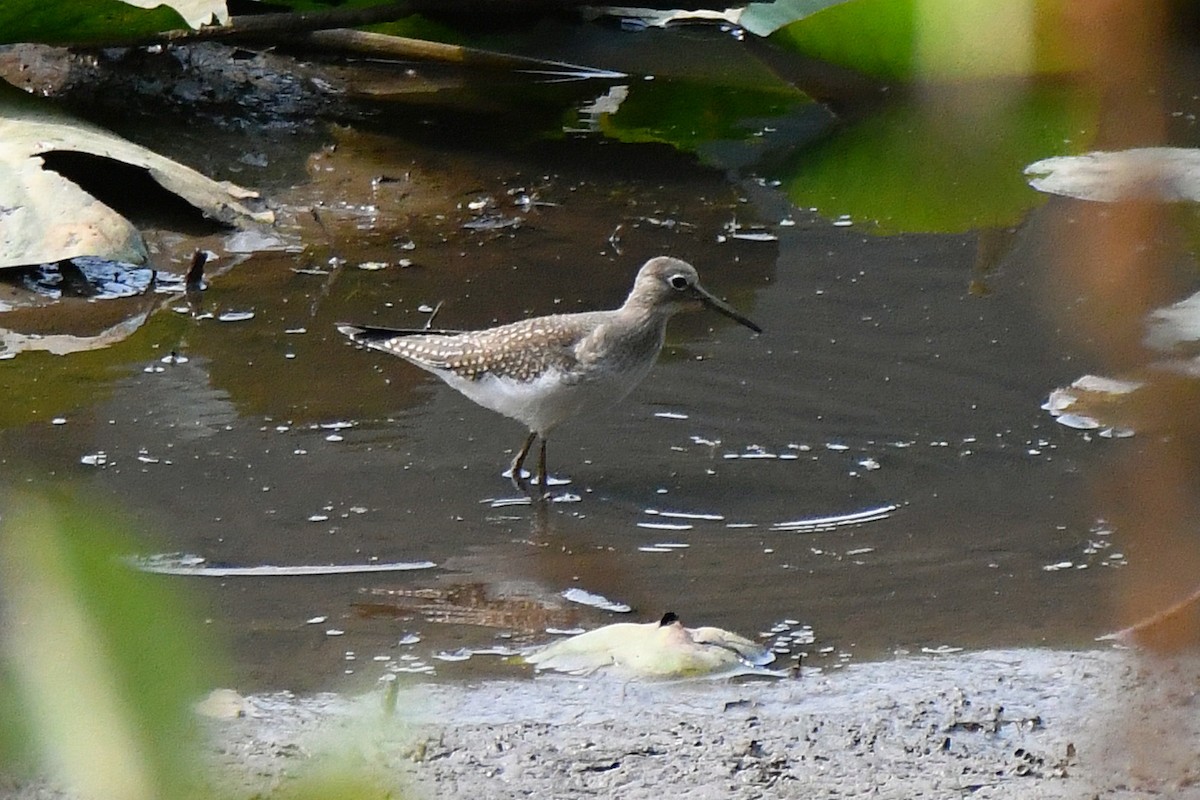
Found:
[193,647,1200,800]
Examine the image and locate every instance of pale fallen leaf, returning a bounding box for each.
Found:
[1026,148,1200,203]
[0,85,272,269]
[525,612,776,678]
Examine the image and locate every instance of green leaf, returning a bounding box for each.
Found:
[0,0,226,45]
[740,0,850,38]
[768,0,1086,81]
[599,79,812,157]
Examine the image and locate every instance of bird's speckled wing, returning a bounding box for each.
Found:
[340,315,602,382]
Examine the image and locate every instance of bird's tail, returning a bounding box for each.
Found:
[336,323,462,344]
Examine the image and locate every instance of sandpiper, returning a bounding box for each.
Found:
[337,256,760,491]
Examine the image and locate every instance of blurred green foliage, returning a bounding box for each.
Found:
[771,0,1085,81]
[0,489,221,799]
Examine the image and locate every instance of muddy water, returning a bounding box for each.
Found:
[0,34,1144,692]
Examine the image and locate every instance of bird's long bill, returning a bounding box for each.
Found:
[694,286,762,334]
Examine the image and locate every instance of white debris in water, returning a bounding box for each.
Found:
[636,522,694,531]
[1042,561,1074,572]
[51,417,67,425]
[833,215,853,227]
[308,514,330,522]
[1043,374,1143,434]
[130,558,436,577]
[306,616,327,624]
[644,509,724,521]
[1076,372,1142,395]
[653,411,689,420]
[225,230,286,253]
[921,645,964,655]
[730,231,778,242]
[218,310,256,322]
[1056,413,1102,430]
[398,633,421,645]
[561,588,632,613]
[80,451,108,467]
[325,629,345,637]
[772,504,898,533]
[356,262,389,271]
[858,457,881,470]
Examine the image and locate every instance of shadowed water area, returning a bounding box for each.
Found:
[4,24,1197,693]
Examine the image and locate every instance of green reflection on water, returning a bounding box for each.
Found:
[771,81,1098,234]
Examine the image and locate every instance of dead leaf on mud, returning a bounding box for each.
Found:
[0,84,273,270]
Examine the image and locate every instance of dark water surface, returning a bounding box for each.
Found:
[2,30,1175,692]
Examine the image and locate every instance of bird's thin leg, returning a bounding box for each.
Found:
[537,439,548,493]
[511,431,537,488]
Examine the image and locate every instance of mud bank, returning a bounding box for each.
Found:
[196,648,1200,799]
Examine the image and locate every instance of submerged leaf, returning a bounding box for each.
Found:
[596,78,815,161]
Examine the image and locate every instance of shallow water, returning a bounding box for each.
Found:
[3,28,1197,692]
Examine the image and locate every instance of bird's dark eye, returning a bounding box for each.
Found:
[669,274,690,290]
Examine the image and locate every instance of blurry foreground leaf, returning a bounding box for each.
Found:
[0,83,273,270]
[769,0,1085,81]
[0,0,226,45]
[0,490,219,800]
[770,82,1096,233]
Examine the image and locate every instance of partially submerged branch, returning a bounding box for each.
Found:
[94,0,736,49]
[293,29,626,78]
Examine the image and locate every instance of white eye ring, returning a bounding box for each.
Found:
[669,274,690,290]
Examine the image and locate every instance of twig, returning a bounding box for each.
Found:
[294,29,625,77]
